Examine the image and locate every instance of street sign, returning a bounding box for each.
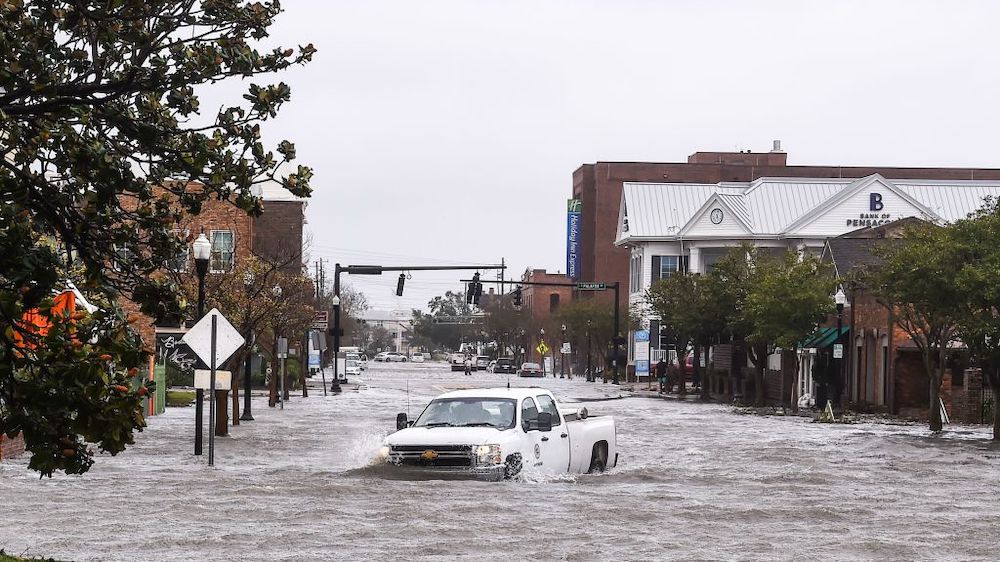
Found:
[576,282,606,291]
[311,310,329,331]
[536,341,550,355]
[561,342,571,354]
[833,343,844,359]
[181,308,245,368]
[194,370,232,391]
[634,330,650,375]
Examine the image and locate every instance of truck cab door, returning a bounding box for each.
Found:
[532,394,571,474]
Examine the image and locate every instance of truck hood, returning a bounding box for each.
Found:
[386,426,515,446]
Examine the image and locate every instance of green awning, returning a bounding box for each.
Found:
[801,326,849,349]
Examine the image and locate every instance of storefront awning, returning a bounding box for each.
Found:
[800,326,849,349]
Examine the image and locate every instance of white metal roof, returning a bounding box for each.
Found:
[617,174,1000,243]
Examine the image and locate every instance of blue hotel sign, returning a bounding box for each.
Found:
[566,199,582,279]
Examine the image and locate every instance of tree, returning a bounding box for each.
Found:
[0,1,313,475]
[409,291,476,351]
[871,223,961,432]
[646,271,729,399]
[743,251,835,410]
[944,200,1000,439]
[710,245,834,407]
[480,297,532,359]
[556,298,614,376]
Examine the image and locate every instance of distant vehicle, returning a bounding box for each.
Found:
[518,362,543,377]
[450,354,474,372]
[410,354,425,363]
[374,352,389,362]
[475,356,491,370]
[345,359,362,377]
[493,357,517,374]
[486,360,497,373]
[384,352,407,362]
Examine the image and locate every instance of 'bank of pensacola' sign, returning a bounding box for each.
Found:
[566,199,582,279]
[847,212,898,228]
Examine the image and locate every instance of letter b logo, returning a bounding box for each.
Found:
[870,193,884,212]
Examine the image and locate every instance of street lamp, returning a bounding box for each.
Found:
[239,271,255,422]
[192,231,211,456]
[560,324,567,379]
[330,293,342,394]
[834,286,847,410]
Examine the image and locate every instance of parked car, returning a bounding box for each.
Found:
[493,357,517,374]
[345,359,362,377]
[518,362,543,377]
[475,356,491,370]
[379,387,618,480]
[374,352,389,362]
[410,354,425,363]
[385,352,407,362]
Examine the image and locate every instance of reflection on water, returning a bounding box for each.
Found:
[2,363,999,561]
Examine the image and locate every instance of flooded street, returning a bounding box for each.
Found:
[3,362,1000,561]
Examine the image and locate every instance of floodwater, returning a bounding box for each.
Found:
[2,363,999,561]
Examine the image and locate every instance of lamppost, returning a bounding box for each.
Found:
[586,319,593,383]
[330,293,342,394]
[560,324,567,379]
[834,286,847,410]
[240,271,255,422]
[520,329,526,366]
[192,231,211,456]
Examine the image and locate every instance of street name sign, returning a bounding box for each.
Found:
[576,282,606,290]
[182,308,245,367]
[312,310,329,331]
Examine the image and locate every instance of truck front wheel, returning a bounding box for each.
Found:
[504,453,522,479]
[588,442,608,473]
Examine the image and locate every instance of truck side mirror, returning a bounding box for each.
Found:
[536,412,553,432]
[396,413,408,430]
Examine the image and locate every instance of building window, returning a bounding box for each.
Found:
[169,229,190,272]
[651,255,689,284]
[549,293,560,313]
[630,254,643,293]
[112,243,135,271]
[210,230,234,273]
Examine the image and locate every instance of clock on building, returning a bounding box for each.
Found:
[710,208,724,224]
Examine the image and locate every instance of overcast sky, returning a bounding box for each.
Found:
[232,0,1000,312]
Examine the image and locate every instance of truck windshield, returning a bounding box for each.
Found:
[414,398,517,429]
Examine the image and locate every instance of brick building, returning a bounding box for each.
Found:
[520,269,575,367]
[572,142,1000,313]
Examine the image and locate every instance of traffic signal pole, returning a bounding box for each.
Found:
[463,278,624,384]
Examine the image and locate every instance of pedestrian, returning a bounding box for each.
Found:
[464,355,472,376]
[655,358,667,393]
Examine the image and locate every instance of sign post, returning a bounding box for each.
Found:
[182,308,245,467]
[277,337,288,410]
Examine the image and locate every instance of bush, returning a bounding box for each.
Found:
[166,389,196,407]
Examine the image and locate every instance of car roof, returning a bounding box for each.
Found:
[435,387,554,400]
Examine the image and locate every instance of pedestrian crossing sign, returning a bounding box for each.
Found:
[536,341,550,355]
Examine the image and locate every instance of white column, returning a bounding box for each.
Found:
[688,247,702,274]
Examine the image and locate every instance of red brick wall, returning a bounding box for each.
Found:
[0,432,25,460]
[253,200,305,273]
[522,269,576,364]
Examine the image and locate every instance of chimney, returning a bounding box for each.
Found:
[770,140,783,153]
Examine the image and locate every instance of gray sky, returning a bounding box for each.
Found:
[236,0,1000,311]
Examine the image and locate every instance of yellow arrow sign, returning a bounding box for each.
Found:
[536,341,550,355]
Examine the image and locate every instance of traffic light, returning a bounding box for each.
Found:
[396,273,405,296]
[471,273,482,305]
[512,285,522,307]
[466,284,474,304]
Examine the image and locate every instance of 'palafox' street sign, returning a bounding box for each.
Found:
[182,308,245,368]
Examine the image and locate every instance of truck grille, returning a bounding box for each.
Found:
[389,445,472,467]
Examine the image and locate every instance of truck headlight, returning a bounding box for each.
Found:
[376,445,391,462]
[474,444,502,466]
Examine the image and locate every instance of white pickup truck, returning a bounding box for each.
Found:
[377,387,618,480]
